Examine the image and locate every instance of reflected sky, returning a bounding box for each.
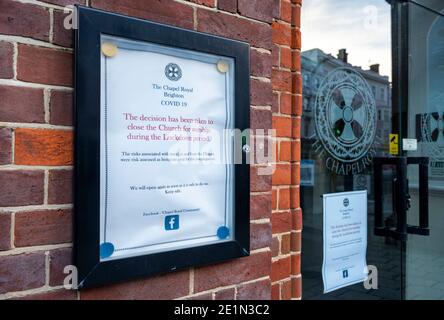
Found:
[302,0,392,78]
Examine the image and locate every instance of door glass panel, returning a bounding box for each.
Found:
[406,2,444,300]
[412,0,444,13]
[301,0,400,299]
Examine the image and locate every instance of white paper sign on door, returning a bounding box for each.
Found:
[99,35,235,261]
[322,190,368,293]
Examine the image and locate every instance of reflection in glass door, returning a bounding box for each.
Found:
[301,0,444,300]
[301,0,400,299]
[405,1,444,300]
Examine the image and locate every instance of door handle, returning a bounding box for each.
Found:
[373,157,430,240]
[406,157,430,236]
[374,157,408,240]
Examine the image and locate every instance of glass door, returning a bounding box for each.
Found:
[301,0,444,300]
[404,0,444,300]
[301,0,402,299]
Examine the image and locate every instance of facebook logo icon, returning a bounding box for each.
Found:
[165,215,179,231]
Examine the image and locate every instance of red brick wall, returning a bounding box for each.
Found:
[271,0,302,300]
[0,0,302,300]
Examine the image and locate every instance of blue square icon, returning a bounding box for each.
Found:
[165,215,179,231]
[342,270,349,278]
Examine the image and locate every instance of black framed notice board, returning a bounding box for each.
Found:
[74,6,251,288]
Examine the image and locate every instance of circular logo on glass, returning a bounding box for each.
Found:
[165,63,182,81]
[314,67,377,163]
[421,111,444,161]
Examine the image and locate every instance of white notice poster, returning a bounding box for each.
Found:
[99,35,235,261]
[322,190,368,293]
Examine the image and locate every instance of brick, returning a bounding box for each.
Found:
[250,166,271,192]
[48,169,73,204]
[281,279,292,300]
[0,128,12,165]
[272,69,292,92]
[91,0,194,30]
[280,0,292,23]
[49,247,72,286]
[0,170,44,207]
[271,256,290,282]
[273,116,292,138]
[292,208,302,231]
[280,93,292,115]
[218,0,237,13]
[15,209,73,247]
[271,236,279,257]
[50,90,73,126]
[198,9,272,50]
[250,222,271,250]
[272,163,291,185]
[17,45,72,86]
[272,21,291,46]
[291,140,300,162]
[194,251,270,292]
[0,1,50,41]
[251,79,272,107]
[291,162,300,185]
[53,10,72,48]
[290,231,301,252]
[16,289,77,300]
[293,73,302,94]
[272,91,279,113]
[14,128,73,166]
[292,50,301,72]
[189,0,215,7]
[292,28,301,50]
[0,252,46,294]
[280,47,292,69]
[251,108,272,132]
[271,211,291,233]
[238,0,277,23]
[0,213,11,251]
[290,186,300,209]
[251,49,272,78]
[214,287,235,300]
[292,4,301,27]
[272,44,279,67]
[278,187,290,210]
[81,270,189,299]
[291,276,301,298]
[293,94,302,116]
[292,117,301,139]
[250,194,272,220]
[0,85,44,123]
[271,189,277,210]
[291,253,301,275]
[271,283,280,300]
[0,41,13,79]
[279,140,291,162]
[281,233,290,254]
[237,279,271,300]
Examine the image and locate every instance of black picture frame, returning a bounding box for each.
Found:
[74,6,250,289]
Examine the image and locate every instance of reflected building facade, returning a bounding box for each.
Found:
[301,48,392,155]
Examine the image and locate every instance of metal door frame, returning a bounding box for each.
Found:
[390,0,443,300]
